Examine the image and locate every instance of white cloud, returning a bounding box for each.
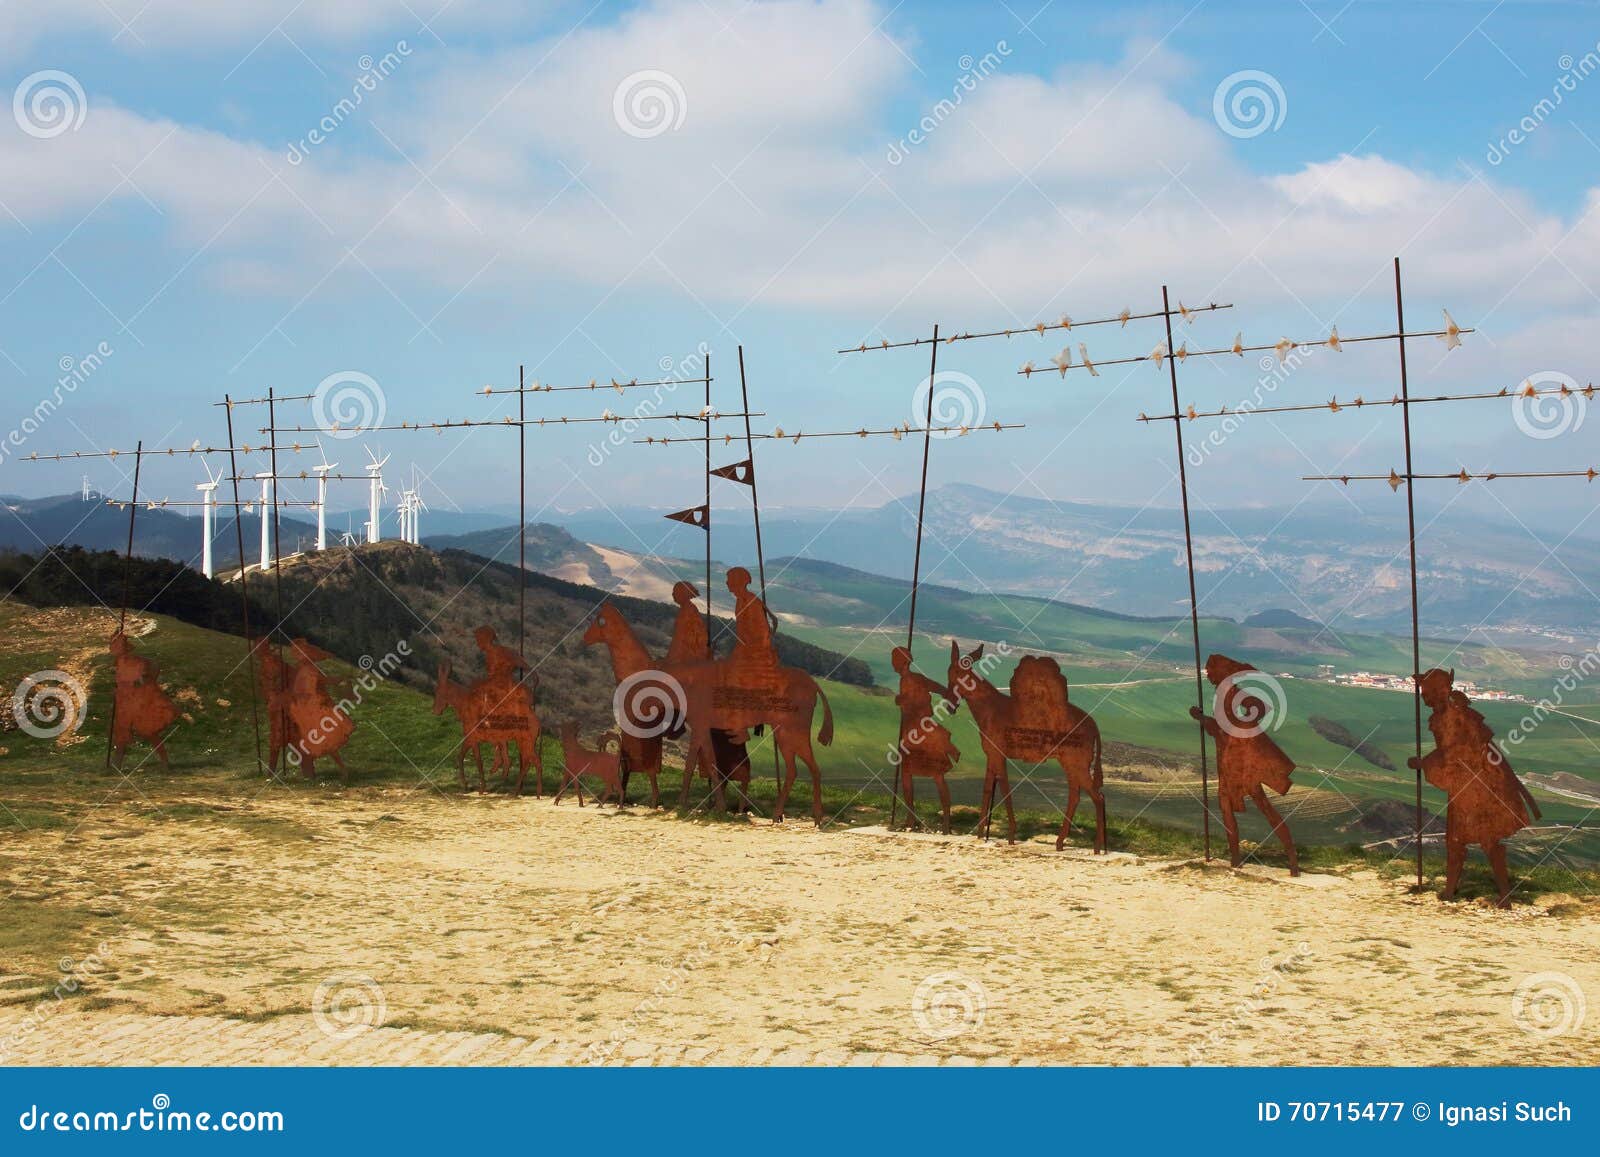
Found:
[1,0,1596,349]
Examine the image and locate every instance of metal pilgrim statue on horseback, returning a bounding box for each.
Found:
[585,566,833,823]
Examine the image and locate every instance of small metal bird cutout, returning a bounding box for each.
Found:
[1035,322,1046,335]
[1387,469,1405,492]
[1179,302,1195,323]
[1329,398,1341,413]
[1052,347,1072,376]
[1440,309,1462,350]
[1457,469,1471,484]
[1327,326,1341,352]
[1079,344,1098,376]
[1150,342,1168,370]
[1185,404,1198,421]
[1118,309,1131,328]
[1059,314,1072,330]
[1021,360,1035,376]
[1174,343,1188,362]
[1274,338,1295,363]
[1232,332,1244,356]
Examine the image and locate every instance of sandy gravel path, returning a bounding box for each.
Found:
[2,792,1595,1066]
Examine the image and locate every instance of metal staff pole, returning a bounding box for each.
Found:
[106,441,142,769]
[898,324,940,834]
[737,345,784,808]
[1162,285,1212,861]
[223,396,265,774]
[1394,258,1425,889]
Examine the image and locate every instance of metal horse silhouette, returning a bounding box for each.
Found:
[584,567,834,823]
[1408,667,1540,906]
[109,630,179,768]
[581,582,752,808]
[1187,654,1298,875]
[431,626,544,795]
[946,642,1107,850]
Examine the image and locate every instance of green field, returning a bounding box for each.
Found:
[6,590,1597,872]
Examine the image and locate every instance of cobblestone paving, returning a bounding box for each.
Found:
[1,1011,1037,1067]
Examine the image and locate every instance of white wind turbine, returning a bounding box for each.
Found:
[255,469,274,571]
[312,441,337,552]
[364,447,389,545]
[196,462,220,578]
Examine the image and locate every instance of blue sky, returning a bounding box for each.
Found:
[2,0,1598,544]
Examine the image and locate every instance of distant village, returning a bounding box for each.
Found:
[1311,664,1528,703]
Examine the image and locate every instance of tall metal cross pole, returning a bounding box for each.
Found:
[705,353,713,624]
[519,365,526,658]
[893,324,940,831]
[222,397,265,774]
[1161,287,1213,860]
[736,345,782,803]
[1393,257,1425,889]
[105,440,143,769]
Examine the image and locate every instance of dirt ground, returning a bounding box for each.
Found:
[2,789,1596,1066]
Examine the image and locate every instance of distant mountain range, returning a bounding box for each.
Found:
[8,483,1598,642]
[551,483,1600,643]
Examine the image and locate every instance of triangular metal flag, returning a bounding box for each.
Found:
[710,458,755,486]
[664,504,709,529]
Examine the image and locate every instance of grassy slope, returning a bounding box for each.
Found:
[4,599,1597,875]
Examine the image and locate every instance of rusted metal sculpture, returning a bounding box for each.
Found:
[582,585,753,811]
[1187,654,1298,875]
[430,625,543,796]
[1406,668,1540,906]
[584,581,833,823]
[254,639,298,774]
[284,638,355,780]
[108,630,179,769]
[553,721,625,807]
[890,646,960,832]
[946,641,1106,850]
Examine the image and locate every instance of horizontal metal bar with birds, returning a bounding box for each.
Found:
[1018,317,1471,379]
[836,302,1234,353]
[1136,381,1590,423]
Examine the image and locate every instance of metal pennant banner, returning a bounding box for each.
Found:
[710,458,754,485]
[664,504,710,529]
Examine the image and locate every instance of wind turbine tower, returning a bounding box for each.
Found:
[196,463,220,578]
[364,449,389,545]
[312,445,337,552]
[255,470,274,571]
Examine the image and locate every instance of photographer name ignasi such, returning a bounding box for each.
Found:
[1441,1103,1573,1127]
